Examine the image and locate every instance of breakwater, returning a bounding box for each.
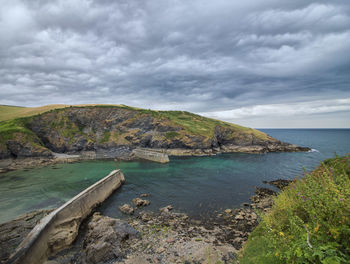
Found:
[132,148,170,163]
[7,169,125,264]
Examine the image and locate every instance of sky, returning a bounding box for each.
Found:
[0,0,349,128]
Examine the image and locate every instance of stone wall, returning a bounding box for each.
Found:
[132,148,169,163]
[7,170,125,264]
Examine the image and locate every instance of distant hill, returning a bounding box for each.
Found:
[0,105,309,159]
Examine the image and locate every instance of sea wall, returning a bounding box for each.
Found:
[132,148,169,163]
[7,170,125,264]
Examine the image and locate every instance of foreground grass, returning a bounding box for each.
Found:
[240,155,350,264]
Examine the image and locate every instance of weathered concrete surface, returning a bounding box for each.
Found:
[132,148,169,163]
[7,170,125,264]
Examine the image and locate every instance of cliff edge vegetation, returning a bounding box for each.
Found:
[240,155,350,264]
[0,104,309,159]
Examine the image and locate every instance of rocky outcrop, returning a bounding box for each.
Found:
[119,204,134,215]
[0,106,310,159]
[132,198,150,207]
[84,213,138,264]
[0,210,52,263]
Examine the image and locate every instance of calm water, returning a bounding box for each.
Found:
[0,129,349,223]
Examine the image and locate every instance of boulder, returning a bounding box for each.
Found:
[132,198,150,207]
[224,209,232,214]
[160,205,173,213]
[84,213,138,264]
[118,204,134,215]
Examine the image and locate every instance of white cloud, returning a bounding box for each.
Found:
[200,99,350,120]
[0,0,349,127]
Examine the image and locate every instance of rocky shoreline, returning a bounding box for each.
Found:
[0,144,310,173]
[0,180,290,264]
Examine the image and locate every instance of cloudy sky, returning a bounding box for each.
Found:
[1,0,349,128]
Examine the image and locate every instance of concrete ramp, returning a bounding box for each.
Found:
[7,170,125,264]
[132,148,169,163]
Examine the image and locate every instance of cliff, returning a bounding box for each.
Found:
[0,105,309,159]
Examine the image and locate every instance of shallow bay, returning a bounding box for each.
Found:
[1,129,349,223]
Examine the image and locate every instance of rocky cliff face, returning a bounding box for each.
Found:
[0,106,309,159]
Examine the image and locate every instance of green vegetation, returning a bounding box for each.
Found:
[0,104,271,154]
[0,104,70,122]
[240,155,350,264]
[165,131,180,139]
[0,117,45,152]
[154,110,267,140]
[0,104,269,140]
[100,131,111,143]
[0,104,268,140]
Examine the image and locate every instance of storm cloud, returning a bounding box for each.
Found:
[1,0,349,127]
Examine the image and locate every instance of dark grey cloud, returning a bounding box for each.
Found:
[0,0,350,127]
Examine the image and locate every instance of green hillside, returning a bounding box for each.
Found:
[0,104,268,142]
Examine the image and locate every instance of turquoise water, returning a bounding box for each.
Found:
[0,129,349,223]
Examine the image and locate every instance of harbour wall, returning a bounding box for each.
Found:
[132,148,169,163]
[7,169,125,264]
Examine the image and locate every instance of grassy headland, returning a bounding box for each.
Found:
[0,104,269,147]
[240,155,350,264]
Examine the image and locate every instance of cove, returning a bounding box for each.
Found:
[1,129,349,224]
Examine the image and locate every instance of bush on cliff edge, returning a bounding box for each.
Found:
[240,155,350,264]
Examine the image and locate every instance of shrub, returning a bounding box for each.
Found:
[240,155,350,264]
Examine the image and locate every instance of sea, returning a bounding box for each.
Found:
[0,129,349,224]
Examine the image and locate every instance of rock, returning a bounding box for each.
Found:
[255,187,277,198]
[235,214,244,220]
[224,209,232,214]
[140,193,150,198]
[132,198,150,207]
[140,212,152,222]
[232,237,243,249]
[160,205,173,213]
[119,204,134,215]
[86,241,120,264]
[267,179,293,189]
[84,213,138,264]
[156,247,165,254]
[0,210,52,263]
[166,237,176,243]
[251,212,257,220]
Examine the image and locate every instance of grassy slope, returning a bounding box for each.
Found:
[240,155,350,264]
[0,104,269,144]
[0,105,70,122]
